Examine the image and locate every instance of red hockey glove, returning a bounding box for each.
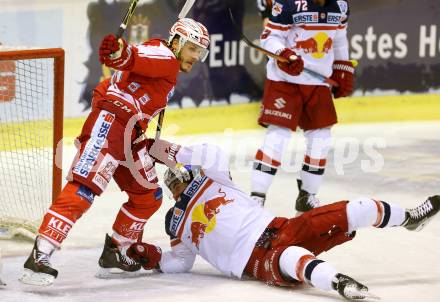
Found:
[127,242,162,270]
[99,34,133,70]
[276,48,304,76]
[330,60,355,98]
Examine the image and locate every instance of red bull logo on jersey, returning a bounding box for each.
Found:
[190,188,234,248]
[295,32,333,59]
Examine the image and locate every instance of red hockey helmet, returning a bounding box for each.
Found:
[168,18,210,62]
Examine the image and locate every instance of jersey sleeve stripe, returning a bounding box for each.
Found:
[298,24,347,31]
[170,238,182,247]
[176,179,214,238]
[137,54,173,60]
[266,21,292,31]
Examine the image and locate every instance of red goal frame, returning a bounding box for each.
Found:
[0,48,65,202]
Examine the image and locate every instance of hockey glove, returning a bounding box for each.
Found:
[276,48,304,76]
[127,242,162,270]
[330,60,355,98]
[99,34,133,70]
[149,139,182,168]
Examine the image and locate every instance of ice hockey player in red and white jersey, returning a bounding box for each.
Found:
[19,18,210,286]
[128,139,439,300]
[251,0,355,214]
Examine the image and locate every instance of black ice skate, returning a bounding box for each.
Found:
[332,273,377,300]
[295,179,320,216]
[19,236,58,286]
[250,192,266,207]
[403,195,440,231]
[96,234,141,279]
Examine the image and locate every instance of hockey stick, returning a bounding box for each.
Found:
[108,0,139,60]
[227,8,339,87]
[155,0,197,140]
[178,0,196,19]
[116,0,139,38]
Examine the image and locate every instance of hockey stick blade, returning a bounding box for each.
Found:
[227,8,339,87]
[178,0,196,19]
[116,0,139,38]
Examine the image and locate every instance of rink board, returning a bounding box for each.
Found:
[0,122,439,301]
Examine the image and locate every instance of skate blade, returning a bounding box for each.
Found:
[364,290,381,300]
[413,216,435,232]
[95,267,143,279]
[19,269,55,286]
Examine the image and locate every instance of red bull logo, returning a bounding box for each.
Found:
[295,32,333,59]
[190,188,234,248]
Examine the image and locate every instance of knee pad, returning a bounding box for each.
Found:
[49,181,93,222]
[125,189,163,217]
[261,125,292,161]
[279,246,315,281]
[346,198,378,232]
[304,127,332,159]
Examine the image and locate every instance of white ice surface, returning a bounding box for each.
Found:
[1,121,439,302]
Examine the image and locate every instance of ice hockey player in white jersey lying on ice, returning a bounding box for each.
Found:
[127,140,440,300]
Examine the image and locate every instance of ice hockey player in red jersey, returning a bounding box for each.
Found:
[129,139,439,300]
[251,0,355,214]
[19,18,210,286]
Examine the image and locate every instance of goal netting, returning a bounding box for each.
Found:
[0,48,64,240]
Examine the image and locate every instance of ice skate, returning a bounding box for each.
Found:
[403,195,440,231]
[19,236,58,286]
[332,273,378,300]
[295,179,320,216]
[96,234,142,279]
[250,192,266,207]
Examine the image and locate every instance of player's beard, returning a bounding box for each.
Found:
[180,60,195,73]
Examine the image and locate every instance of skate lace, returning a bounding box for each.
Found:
[409,200,433,219]
[307,194,320,208]
[35,251,51,267]
[120,246,137,266]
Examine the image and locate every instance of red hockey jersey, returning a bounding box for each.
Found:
[93,39,180,131]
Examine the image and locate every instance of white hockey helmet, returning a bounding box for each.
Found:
[168,18,210,62]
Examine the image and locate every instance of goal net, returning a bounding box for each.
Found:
[0,48,64,240]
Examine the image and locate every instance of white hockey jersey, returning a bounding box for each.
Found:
[160,144,275,278]
[261,0,350,85]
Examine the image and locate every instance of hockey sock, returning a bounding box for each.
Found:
[299,128,331,194]
[279,246,338,291]
[346,198,407,233]
[251,125,290,194]
[112,191,162,242]
[38,182,93,247]
[37,236,56,255]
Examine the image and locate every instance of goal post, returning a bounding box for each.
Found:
[0,48,64,239]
